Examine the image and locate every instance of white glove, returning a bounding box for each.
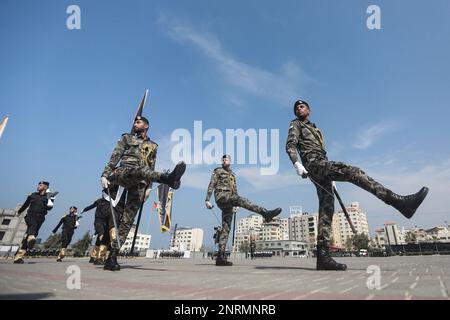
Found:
[47,198,54,207]
[205,201,214,209]
[332,181,337,190]
[294,161,308,178]
[101,177,110,189]
[233,207,239,213]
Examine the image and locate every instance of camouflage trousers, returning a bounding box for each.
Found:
[216,194,267,251]
[307,159,393,246]
[108,166,160,250]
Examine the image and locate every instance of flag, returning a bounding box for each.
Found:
[156,184,173,233]
[130,90,148,134]
[0,116,9,139]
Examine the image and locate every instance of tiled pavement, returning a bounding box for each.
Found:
[0,255,449,300]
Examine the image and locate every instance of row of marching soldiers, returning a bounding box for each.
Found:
[13,180,126,270]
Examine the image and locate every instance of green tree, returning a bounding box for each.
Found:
[344,237,353,251]
[352,233,370,251]
[71,232,91,257]
[43,233,62,249]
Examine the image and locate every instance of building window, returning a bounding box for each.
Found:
[0,231,4,241]
[2,219,11,226]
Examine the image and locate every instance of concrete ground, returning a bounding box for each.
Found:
[0,255,449,300]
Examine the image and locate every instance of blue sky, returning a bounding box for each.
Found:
[1,0,449,250]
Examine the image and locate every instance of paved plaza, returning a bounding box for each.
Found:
[0,255,449,300]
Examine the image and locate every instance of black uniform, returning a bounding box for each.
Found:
[53,214,77,248]
[18,192,53,237]
[83,187,126,247]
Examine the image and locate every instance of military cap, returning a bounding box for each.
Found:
[39,181,50,186]
[135,115,149,125]
[293,99,310,114]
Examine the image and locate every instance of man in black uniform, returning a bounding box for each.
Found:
[53,206,78,262]
[286,99,429,270]
[82,185,126,265]
[14,181,56,264]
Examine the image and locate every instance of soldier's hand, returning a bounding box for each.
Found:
[332,181,337,190]
[205,201,214,209]
[101,176,110,189]
[232,207,239,213]
[294,161,308,178]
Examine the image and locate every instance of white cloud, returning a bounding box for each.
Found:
[158,15,311,107]
[338,159,450,231]
[353,121,399,149]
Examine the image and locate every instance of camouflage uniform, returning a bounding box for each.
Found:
[102,133,158,250]
[286,118,402,246]
[205,167,276,253]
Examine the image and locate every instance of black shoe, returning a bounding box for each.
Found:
[89,257,95,263]
[263,208,282,223]
[56,258,62,262]
[216,253,233,266]
[13,258,24,264]
[316,245,347,271]
[103,249,121,271]
[387,187,429,219]
[93,259,105,265]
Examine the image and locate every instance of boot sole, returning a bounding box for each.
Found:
[171,162,186,189]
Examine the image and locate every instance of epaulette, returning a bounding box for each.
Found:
[148,139,158,147]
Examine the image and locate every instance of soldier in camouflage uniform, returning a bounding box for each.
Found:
[286,99,429,271]
[101,116,186,271]
[205,154,282,266]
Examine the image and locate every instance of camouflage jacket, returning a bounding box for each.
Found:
[102,133,158,178]
[205,167,237,202]
[285,118,327,167]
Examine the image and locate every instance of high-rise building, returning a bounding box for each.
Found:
[233,214,263,252]
[121,225,151,253]
[333,202,370,247]
[0,204,27,246]
[170,227,204,251]
[288,212,318,250]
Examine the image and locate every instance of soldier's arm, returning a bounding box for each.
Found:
[52,217,64,234]
[205,171,218,201]
[17,195,31,215]
[82,200,99,213]
[285,120,301,164]
[102,135,127,178]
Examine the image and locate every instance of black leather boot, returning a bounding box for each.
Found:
[385,187,429,219]
[216,251,233,266]
[159,162,186,189]
[103,248,121,271]
[262,207,282,223]
[316,244,347,271]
